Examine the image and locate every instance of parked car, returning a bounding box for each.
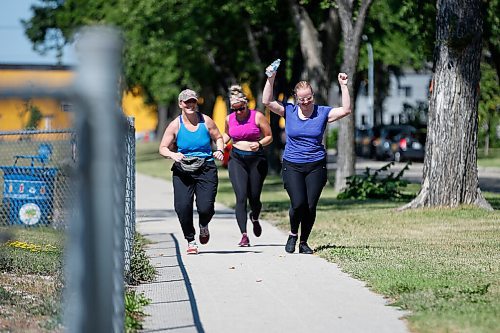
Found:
[394,128,426,162]
[372,125,425,162]
[355,127,374,158]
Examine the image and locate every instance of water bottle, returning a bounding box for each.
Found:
[265,59,281,77]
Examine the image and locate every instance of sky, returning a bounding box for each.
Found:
[0,0,76,65]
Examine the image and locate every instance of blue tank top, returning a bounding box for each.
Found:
[282,102,330,163]
[176,113,213,160]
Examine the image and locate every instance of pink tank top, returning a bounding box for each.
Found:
[228,109,261,142]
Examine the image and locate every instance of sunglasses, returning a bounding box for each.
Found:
[296,95,314,103]
[231,106,246,112]
[182,99,197,104]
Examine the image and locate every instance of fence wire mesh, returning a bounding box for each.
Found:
[124,117,136,276]
[0,130,76,228]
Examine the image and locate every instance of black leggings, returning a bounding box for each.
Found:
[281,158,327,242]
[172,162,218,242]
[228,149,268,233]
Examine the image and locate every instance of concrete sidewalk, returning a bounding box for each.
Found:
[135,173,409,333]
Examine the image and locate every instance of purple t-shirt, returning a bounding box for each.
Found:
[228,109,261,142]
[282,103,331,163]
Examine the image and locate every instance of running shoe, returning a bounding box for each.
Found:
[238,233,250,247]
[187,241,198,255]
[298,242,313,254]
[249,212,262,237]
[199,224,210,245]
[285,234,298,253]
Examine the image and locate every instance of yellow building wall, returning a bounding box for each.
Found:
[121,87,157,133]
[0,68,75,130]
[0,67,158,134]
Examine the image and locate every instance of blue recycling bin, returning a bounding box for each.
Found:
[1,153,57,226]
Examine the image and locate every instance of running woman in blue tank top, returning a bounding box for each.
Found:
[159,89,224,255]
[263,63,352,254]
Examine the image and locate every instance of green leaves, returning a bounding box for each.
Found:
[337,162,411,200]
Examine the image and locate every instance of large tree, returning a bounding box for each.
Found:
[22,0,292,127]
[401,0,492,210]
[334,0,373,192]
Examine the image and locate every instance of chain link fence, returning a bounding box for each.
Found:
[0,27,135,332]
[0,129,76,227]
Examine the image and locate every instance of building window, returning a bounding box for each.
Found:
[61,102,73,112]
[398,86,412,97]
[404,87,412,97]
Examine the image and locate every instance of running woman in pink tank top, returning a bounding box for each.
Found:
[222,85,272,247]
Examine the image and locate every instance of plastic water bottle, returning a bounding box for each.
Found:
[265,59,281,77]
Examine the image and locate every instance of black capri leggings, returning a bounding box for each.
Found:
[281,158,327,243]
[172,161,218,242]
[228,148,268,233]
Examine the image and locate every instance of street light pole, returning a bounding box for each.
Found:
[362,35,374,127]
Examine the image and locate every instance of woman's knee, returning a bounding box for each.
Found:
[196,200,215,216]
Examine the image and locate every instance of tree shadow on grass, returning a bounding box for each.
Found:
[484,194,500,210]
[316,198,403,211]
[315,244,375,252]
[263,198,403,213]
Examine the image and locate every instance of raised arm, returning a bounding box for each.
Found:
[262,68,285,117]
[328,73,352,123]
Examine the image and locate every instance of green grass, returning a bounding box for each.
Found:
[0,226,64,331]
[136,141,173,180]
[0,227,156,332]
[136,141,500,333]
[0,226,64,275]
[478,148,500,168]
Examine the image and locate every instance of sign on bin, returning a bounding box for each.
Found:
[1,165,57,226]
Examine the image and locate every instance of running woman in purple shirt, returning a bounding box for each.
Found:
[263,65,351,254]
[223,85,273,247]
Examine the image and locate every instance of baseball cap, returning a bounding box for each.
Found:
[178,89,198,102]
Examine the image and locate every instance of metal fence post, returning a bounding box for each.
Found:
[65,26,126,333]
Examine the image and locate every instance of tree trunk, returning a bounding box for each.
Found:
[323,8,341,83]
[400,0,492,210]
[287,0,329,104]
[244,22,266,113]
[156,104,168,139]
[334,0,373,192]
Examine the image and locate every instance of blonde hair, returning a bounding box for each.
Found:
[293,81,313,95]
[229,84,248,105]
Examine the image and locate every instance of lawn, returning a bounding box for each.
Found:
[137,141,500,333]
[477,148,500,168]
[0,226,64,332]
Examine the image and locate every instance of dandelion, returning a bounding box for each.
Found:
[5,240,59,253]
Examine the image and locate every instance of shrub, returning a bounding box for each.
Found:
[126,233,156,285]
[337,162,411,200]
